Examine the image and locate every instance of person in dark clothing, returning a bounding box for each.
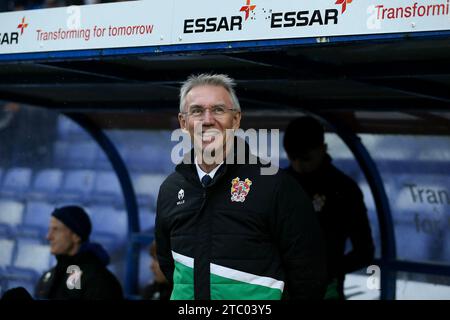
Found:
[35,205,123,300]
[142,240,172,300]
[283,116,375,300]
[156,74,327,300]
[1,287,34,300]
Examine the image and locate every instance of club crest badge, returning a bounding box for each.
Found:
[231,177,252,202]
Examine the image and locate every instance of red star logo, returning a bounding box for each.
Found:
[240,0,256,21]
[17,17,28,35]
[335,0,353,14]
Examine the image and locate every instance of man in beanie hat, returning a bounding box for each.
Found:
[35,205,123,300]
[283,116,375,300]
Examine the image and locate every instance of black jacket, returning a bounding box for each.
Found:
[286,155,375,297]
[35,242,123,300]
[156,143,327,300]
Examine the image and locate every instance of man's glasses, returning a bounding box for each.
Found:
[182,105,236,119]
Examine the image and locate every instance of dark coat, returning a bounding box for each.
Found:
[286,155,375,298]
[156,142,327,300]
[35,242,123,300]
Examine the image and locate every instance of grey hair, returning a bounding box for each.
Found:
[179,73,241,113]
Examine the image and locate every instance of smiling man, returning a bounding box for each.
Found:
[155,73,327,300]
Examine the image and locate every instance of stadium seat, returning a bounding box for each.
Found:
[139,245,154,292]
[53,140,69,167]
[23,201,55,228]
[0,167,32,199]
[89,233,122,257]
[87,205,127,253]
[94,149,112,170]
[88,205,127,239]
[91,171,124,207]
[17,201,54,240]
[0,239,15,269]
[395,223,429,262]
[107,130,176,173]
[0,200,25,235]
[56,115,90,141]
[159,152,176,174]
[125,132,175,173]
[56,169,96,204]
[0,224,10,237]
[28,168,63,201]
[1,267,39,298]
[139,208,156,233]
[133,174,167,210]
[126,145,157,172]
[13,241,51,274]
[65,141,98,169]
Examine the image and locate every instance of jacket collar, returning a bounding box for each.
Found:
[55,242,110,266]
[175,136,256,188]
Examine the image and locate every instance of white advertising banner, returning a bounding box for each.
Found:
[1,0,449,55]
[0,1,173,54]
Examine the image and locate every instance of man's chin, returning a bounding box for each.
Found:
[49,246,60,255]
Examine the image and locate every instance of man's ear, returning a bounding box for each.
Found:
[178,113,189,133]
[232,111,241,130]
[71,232,82,245]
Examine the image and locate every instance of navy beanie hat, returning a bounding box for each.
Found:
[52,206,92,242]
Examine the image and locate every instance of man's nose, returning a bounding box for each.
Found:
[201,109,215,124]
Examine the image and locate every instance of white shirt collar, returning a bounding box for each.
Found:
[194,157,223,181]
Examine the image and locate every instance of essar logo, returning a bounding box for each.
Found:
[183,0,256,34]
[240,0,256,21]
[0,17,28,46]
[335,0,353,14]
[17,17,29,35]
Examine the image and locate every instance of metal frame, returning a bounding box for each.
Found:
[65,113,141,297]
[1,30,450,62]
[314,112,398,300]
